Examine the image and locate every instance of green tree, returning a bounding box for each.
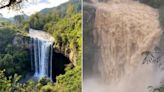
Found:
[14,15,24,25]
[55,66,81,92]
[66,4,75,16]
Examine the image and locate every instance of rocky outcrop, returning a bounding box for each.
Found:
[12,33,30,49]
[53,43,79,66]
[83,4,97,78]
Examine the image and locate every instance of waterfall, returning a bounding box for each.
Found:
[29,29,54,80]
[83,2,164,92]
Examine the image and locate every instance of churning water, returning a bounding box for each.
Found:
[84,1,164,92]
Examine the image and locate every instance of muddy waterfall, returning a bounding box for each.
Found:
[84,1,164,92]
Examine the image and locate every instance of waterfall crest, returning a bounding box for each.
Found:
[29,29,54,80]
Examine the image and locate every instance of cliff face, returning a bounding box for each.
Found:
[0,28,30,52]
[12,33,30,49]
[83,4,97,78]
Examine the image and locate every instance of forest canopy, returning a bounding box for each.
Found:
[0,0,82,92]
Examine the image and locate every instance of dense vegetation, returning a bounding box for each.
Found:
[0,0,82,92]
[0,23,30,77]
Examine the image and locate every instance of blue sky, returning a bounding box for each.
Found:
[0,0,69,18]
[39,0,49,3]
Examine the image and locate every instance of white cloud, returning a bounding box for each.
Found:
[0,0,69,18]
